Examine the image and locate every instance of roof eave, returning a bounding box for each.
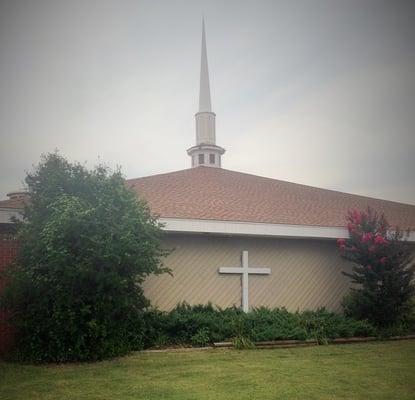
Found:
[159,217,415,242]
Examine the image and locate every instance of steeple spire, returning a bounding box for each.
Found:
[187,18,225,168]
[199,19,212,112]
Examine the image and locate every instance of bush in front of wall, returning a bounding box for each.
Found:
[232,335,255,350]
[299,308,376,342]
[160,303,243,345]
[0,153,170,362]
[191,327,211,347]
[337,207,414,327]
[246,307,308,341]
[141,304,381,348]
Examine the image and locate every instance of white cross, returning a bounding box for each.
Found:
[219,250,271,312]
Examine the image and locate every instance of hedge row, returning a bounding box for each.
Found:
[141,304,379,348]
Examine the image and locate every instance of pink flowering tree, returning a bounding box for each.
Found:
[337,207,414,327]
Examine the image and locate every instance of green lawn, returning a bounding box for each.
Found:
[1,341,414,400]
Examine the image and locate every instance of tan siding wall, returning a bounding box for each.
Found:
[143,234,354,312]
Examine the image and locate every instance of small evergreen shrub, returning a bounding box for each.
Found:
[300,308,376,343]
[248,307,307,341]
[141,304,382,348]
[191,328,211,347]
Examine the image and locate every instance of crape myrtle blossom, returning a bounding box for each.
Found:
[336,207,414,327]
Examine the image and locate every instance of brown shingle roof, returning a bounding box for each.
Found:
[0,198,26,209]
[2,167,414,230]
[127,167,415,229]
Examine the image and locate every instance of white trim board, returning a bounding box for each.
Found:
[160,217,415,242]
[1,209,414,242]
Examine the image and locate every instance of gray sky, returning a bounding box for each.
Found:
[1,0,414,204]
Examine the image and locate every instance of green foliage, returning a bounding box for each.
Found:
[338,208,415,327]
[143,303,243,346]
[374,299,415,338]
[191,328,211,347]
[403,297,415,331]
[300,308,376,344]
[142,304,379,348]
[232,335,255,350]
[0,152,169,362]
[247,307,307,341]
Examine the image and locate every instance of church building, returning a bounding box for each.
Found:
[1,22,415,313]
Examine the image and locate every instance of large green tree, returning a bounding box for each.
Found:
[337,207,414,327]
[2,153,169,362]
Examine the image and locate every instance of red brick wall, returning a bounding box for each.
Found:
[0,235,19,356]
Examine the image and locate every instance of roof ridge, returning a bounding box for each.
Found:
[126,167,195,183]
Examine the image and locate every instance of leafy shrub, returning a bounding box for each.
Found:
[232,336,255,350]
[153,334,170,349]
[160,303,242,345]
[375,300,415,338]
[300,308,376,343]
[191,328,210,347]
[141,304,381,349]
[0,153,169,362]
[248,307,307,341]
[402,298,415,332]
[142,309,171,348]
[337,208,415,327]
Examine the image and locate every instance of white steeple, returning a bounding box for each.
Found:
[199,19,212,112]
[187,18,225,168]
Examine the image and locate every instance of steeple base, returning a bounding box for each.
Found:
[187,144,225,168]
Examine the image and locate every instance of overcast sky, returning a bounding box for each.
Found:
[1,0,414,204]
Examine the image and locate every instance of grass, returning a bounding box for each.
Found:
[1,341,414,400]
